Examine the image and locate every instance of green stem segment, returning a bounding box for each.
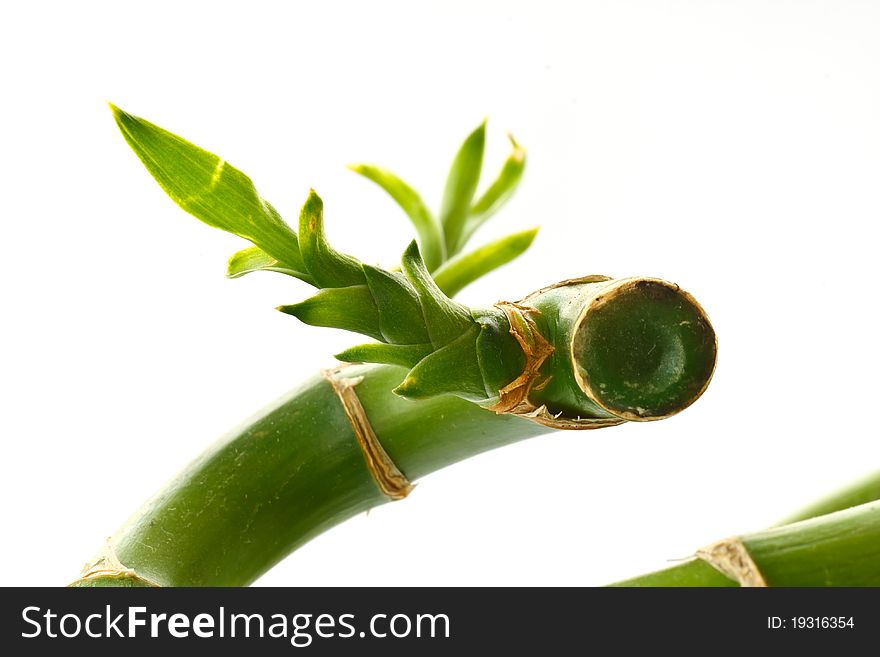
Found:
[780,470,880,525]
[87,106,721,587]
[72,365,548,587]
[71,275,718,587]
[613,501,880,587]
[612,471,880,587]
[518,276,717,424]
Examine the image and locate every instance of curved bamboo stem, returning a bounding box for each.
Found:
[72,365,548,587]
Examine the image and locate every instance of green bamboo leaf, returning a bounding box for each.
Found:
[335,342,432,368]
[348,164,445,271]
[393,325,486,400]
[462,134,526,245]
[297,190,366,288]
[440,121,486,256]
[277,286,383,341]
[400,241,474,347]
[110,104,305,271]
[362,265,430,344]
[433,227,539,297]
[226,246,314,283]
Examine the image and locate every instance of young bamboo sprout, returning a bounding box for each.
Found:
[72,108,716,586]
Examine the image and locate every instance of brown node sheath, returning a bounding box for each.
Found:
[488,301,555,414]
[323,366,414,501]
[488,281,625,431]
[69,538,160,587]
[696,537,768,587]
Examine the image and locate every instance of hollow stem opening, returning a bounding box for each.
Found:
[571,278,717,421]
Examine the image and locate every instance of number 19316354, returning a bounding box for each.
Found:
[768,617,854,630]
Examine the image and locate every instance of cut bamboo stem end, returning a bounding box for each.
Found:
[506,276,717,425]
[101,106,725,588]
[571,278,717,421]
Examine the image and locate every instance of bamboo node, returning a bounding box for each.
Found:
[488,300,625,430]
[487,301,555,414]
[323,365,414,501]
[69,538,160,587]
[696,537,768,587]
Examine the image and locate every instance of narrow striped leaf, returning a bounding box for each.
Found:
[277,286,382,341]
[349,164,445,271]
[440,121,486,256]
[433,227,539,297]
[335,342,432,368]
[110,104,305,271]
[463,134,526,245]
[400,241,473,348]
[297,190,366,288]
[226,246,314,283]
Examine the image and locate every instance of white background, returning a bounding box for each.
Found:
[2,1,879,586]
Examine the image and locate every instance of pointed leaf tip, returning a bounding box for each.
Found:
[392,377,418,399]
[391,325,486,400]
[401,240,474,347]
[297,189,365,288]
[464,134,527,244]
[507,132,523,155]
[109,105,305,271]
[440,121,487,256]
[306,188,322,209]
[226,246,314,283]
[433,227,539,297]
[336,342,431,368]
[276,286,384,341]
[349,164,444,271]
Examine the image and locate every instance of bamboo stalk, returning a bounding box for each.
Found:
[781,470,880,525]
[72,108,718,586]
[612,501,880,587]
[72,365,548,586]
[72,270,716,587]
[612,472,880,587]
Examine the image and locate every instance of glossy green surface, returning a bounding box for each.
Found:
[103,105,721,589]
[111,104,310,279]
[350,122,526,272]
[526,280,617,420]
[610,558,736,588]
[96,365,546,586]
[110,104,717,423]
[746,501,880,586]
[433,227,538,297]
[440,122,486,255]
[612,501,880,587]
[348,163,445,271]
[781,470,880,525]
